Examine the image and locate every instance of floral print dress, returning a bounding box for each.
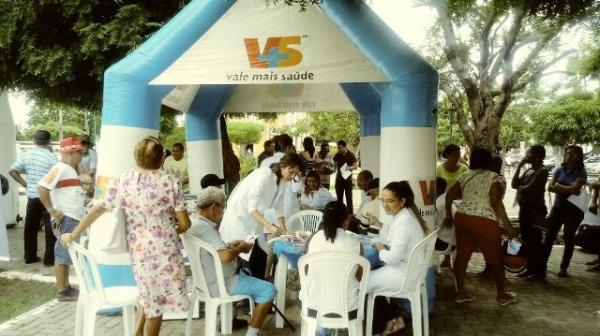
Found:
[101,168,189,318]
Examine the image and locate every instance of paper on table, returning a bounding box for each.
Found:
[239,234,259,261]
[340,163,352,179]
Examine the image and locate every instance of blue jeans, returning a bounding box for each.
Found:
[53,216,79,265]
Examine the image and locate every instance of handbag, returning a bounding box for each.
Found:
[574,224,600,253]
[89,182,128,253]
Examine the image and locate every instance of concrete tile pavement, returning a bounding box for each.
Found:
[2,220,599,336]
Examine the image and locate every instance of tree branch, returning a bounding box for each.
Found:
[488,8,526,81]
[479,6,499,72]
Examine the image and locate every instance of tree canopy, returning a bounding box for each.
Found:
[422,0,599,150]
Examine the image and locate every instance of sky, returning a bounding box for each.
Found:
[5,0,590,128]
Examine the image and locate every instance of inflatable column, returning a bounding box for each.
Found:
[379,82,438,225]
[341,83,381,177]
[0,92,19,229]
[186,85,233,195]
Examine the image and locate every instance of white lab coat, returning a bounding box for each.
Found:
[259,152,285,169]
[368,208,425,293]
[300,187,336,210]
[219,167,287,251]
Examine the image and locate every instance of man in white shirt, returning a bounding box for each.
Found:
[187,187,276,336]
[163,143,189,192]
[38,137,85,302]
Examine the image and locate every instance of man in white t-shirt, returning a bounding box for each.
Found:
[187,187,276,336]
[79,135,97,179]
[38,137,85,302]
[163,143,189,192]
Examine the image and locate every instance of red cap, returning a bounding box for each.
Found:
[59,137,83,153]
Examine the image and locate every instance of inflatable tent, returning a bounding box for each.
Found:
[97,0,439,220]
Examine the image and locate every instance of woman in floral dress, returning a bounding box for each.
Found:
[63,136,191,336]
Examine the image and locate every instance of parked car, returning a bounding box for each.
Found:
[584,155,600,175]
[505,152,524,167]
[543,155,556,171]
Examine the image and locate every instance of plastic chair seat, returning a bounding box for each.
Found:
[287,210,323,233]
[182,234,255,336]
[366,229,438,336]
[85,286,139,308]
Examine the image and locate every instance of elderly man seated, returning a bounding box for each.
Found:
[187,186,276,336]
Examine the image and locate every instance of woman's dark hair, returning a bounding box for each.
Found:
[275,134,293,153]
[337,140,347,147]
[383,181,428,234]
[321,201,348,243]
[469,147,492,170]
[530,144,546,161]
[489,156,503,175]
[134,136,164,170]
[272,153,304,182]
[562,145,585,171]
[442,144,460,159]
[303,137,316,157]
[304,170,321,195]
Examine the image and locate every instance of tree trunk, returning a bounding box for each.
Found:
[220,114,240,190]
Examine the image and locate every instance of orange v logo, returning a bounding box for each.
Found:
[244,36,303,68]
[418,180,436,206]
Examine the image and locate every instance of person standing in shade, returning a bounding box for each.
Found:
[257,140,275,167]
[38,137,85,301]
[541,145,587,278]
[437,144,468,192]
[300,136,317,172]
[333,140,358,214]
[163,143,189,193]
[315,142,335,190]
[9,130,57,266]
[79,135,98,180]
[511,145,549,279]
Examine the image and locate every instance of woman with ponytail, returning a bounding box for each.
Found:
[368,181,428,335]
[304,201,363,311]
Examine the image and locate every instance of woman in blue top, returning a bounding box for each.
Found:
[539,145,587,278]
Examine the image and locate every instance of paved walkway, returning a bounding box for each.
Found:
[2,222,600,335]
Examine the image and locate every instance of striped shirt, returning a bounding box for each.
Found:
[11,147,58,198]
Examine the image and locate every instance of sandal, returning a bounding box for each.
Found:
[454,295,476,304]
[497,292,518,306]
[382,317,405,336]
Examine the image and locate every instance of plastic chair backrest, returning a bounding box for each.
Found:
[68,241,108,303]
[181,234,231,299]
[398,229,439,293]
[288,210,323,233]
[298,251,370,322]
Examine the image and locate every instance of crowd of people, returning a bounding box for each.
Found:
[6,129,600,335]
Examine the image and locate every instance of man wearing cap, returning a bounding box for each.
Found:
[38,137,85,301]
[79,135,97,179]
[187,187,275,336]
[9,130,58,266]
[201,173,226,189]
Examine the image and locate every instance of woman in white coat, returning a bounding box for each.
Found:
[369,181,429,336]
[300,170,336,211]
[219,153,303,278]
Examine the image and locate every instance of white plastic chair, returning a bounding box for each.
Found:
[297,251,371,336]
[434,228,455,273]
[287,210,323,233]
[68,241,138,336]
[181,234,255,336]
[366,229,439,336]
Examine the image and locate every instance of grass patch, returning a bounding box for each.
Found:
[0,277,57,323]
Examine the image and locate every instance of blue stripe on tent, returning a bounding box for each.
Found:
[341,83,381,136]
[102,0,236,128]
[381,83,436,127]
[186,85,234,141]
[320,0,438,128]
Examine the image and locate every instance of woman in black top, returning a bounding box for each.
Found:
[511,145,548,279]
